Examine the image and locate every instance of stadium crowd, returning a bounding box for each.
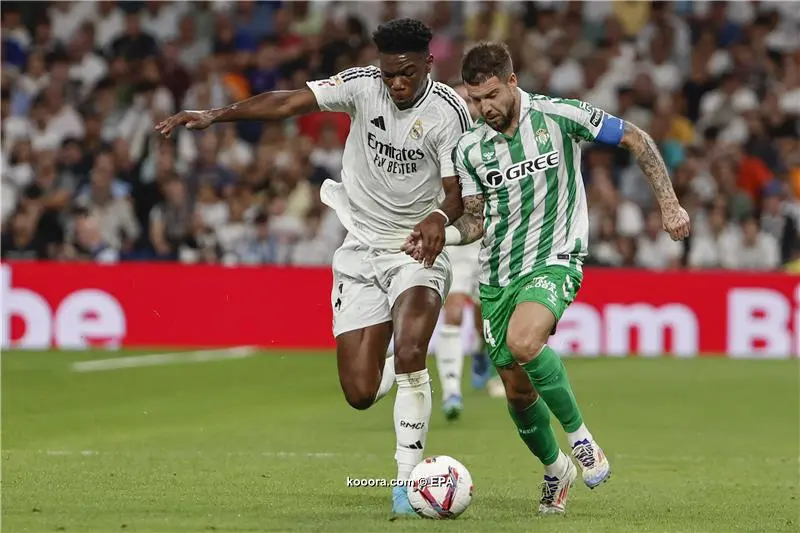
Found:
[1,1,798,271]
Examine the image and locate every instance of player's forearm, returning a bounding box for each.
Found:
[435,176,464,224]
[621,122,680,208]
[439,192,464,225]
[451,215,484,244]
[208,89,316,123]
[447,195,485,245]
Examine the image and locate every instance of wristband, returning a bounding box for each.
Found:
[445,225,461,245]
[432,209,449,225]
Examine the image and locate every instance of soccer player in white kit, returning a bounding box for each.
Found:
[155,19,472,518]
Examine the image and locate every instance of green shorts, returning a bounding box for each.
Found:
[478,266,582,369]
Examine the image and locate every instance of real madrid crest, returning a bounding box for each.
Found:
[535,128,550,146]
[410,119,423,140]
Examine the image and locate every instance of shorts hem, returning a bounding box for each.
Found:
[333,317,392,339]
[388,280,449,309]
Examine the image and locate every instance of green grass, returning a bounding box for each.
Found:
[2,350,799,533]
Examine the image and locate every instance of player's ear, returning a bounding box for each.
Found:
[507,72,518,89]
[425,54,433,74]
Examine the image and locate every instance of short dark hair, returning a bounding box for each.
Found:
[372,18,432,55]
[461,42,513,85]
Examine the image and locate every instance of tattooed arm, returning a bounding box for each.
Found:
[619,121,691,240]
[450,194,485,244]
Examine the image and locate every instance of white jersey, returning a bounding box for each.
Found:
[307,66,473,250]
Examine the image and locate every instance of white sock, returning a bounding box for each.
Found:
[544,450,571,478]
[434,325,463,401]
[374,355,396,403]
[567,423,594,448]
[394,369,432,481]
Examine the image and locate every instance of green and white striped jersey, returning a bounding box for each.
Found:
[455,88,624,287]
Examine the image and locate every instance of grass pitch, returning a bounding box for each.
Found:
[2,350,798,532]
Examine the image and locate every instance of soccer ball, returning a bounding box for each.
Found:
[407,455,474,519]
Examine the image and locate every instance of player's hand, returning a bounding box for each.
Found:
[402,232,424,262]
[414,211,447,268]
[661,202,691,241]
[154,110,214,138]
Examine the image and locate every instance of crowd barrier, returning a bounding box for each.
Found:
[1,262,797,358]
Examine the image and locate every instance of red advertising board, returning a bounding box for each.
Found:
[1,262,797,358]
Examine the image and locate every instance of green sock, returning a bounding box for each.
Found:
[507,398,560,466]
[521,345,584,433]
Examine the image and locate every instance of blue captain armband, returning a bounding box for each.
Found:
[595,114,624,146]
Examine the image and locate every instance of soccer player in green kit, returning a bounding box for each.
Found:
[404,42,691,514]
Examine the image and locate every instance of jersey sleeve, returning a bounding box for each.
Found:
[544,98,625,146]
[435,94,473,178]
[454,139,482,198]
[305,67,378,114]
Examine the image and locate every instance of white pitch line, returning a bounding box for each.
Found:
[36,450,377,460]
[71,346,257,373]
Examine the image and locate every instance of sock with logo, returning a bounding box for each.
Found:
[521,345,584,433]
[507,397,560,466]
[434,325,463,401]
[374,355,396,404]
[394,369,432,481]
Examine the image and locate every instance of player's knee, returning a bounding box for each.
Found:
[507,313,549,363]
[341,381,377,411]
[506,332,546,364]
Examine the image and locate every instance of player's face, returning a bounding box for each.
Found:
[379,52,432,108]
[465,74,518,132]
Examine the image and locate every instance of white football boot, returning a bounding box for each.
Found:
[571,439,611,489]
[537,458,577,515]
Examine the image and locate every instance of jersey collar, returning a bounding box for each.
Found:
[483,87,532,142]
[390,75,434,111]
[411,75,434,109]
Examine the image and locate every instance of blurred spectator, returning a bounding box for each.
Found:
[721,215,781,270]
[1,207,46,260]
[217,196,251,263]
[0,0,796,271]
[73,150,139,253]
[111,10,158,62]
[237,211,277,264]
[636,210,684,269]
[149,174,191,260]
[60,207,120,264]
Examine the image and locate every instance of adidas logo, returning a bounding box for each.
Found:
[402,440,423,450]
[370,116,386,131]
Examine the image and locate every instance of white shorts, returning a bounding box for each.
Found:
[446,241,480,300]
[331,234,453,337]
